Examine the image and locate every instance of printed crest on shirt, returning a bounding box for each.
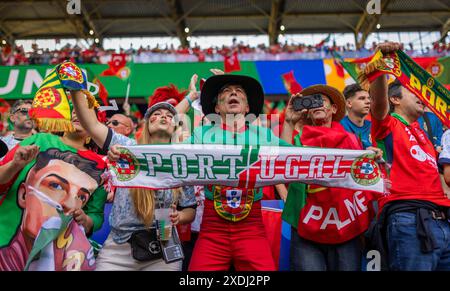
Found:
[213,186,255,222]
[226,189,242,209]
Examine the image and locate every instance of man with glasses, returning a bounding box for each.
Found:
[106,113,133,137]
[1,100,34,150]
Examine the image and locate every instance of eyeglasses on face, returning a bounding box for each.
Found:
[106,120,127,127]
[14,108,29,115]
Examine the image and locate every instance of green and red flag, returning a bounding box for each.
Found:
[130,103,142,119]
[436,56,450,88]
[415,56,449,88]
[315,34,331,48]
[334,57,346,78]
[271,100,286,115]
[23,189,95,271]
[331,51,373,82]
[358,49,450,128]
[263,100,275,114]
[93,77,109,106]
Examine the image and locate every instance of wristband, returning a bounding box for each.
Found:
[185,95,193,106]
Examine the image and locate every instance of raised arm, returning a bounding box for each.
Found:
[369,74,389,121]
[0,145,39,184]
[369,42,401,121]
[175,74,198,115]
[70,90,109,148]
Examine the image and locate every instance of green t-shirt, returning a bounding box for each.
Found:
[188,124,292,147]
[187,124,292,201]
[281,131,307,229]
[0,133,107,248]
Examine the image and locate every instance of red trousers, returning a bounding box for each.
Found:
[188,200,276,271]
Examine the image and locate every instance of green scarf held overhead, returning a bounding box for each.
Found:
[358,49,450,128]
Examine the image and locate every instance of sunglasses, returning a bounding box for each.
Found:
[106,120,127,127]
[13,108,29,115]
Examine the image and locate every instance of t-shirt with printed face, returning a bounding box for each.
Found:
[372,113,450,210]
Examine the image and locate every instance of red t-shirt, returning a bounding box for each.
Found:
[372,114,450,210]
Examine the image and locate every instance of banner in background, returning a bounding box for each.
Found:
[0,57,447,100]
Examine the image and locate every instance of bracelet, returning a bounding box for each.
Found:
[185,95,193,106]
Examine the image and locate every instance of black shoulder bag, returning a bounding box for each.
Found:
[128,228,163,262]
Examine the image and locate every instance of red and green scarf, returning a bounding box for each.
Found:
[358,50,450,128]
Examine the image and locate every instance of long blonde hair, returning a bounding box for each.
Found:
[131,115,182,226]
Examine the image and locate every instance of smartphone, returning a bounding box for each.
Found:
[292,94,323,111]
[162,244,184,263]
[161,226,184,263]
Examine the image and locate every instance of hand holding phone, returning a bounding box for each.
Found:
[292,94,323,111]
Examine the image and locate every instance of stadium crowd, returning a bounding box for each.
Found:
[0,41,450,271]
[1,38,448,66]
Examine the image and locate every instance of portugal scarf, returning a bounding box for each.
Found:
[108,144,385,194]
[30,61,99,133]
[358,50,450,128]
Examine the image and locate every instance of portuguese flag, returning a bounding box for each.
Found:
[414,56,450,88]
[358,49,450,128]
[331,51,373,82]
[130,103,142,119]
[93,77,109,106]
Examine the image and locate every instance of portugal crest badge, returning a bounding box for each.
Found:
[213,186,255,222]
[379,53,401,77]
[111,148,140,181]
[226,189,242,209]
[351,155,381,186]
[427,62,443,78]
[58,62,84,84]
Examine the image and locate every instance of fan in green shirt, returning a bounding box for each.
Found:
[186,74,292,215]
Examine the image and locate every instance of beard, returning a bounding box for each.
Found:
[15,120,34,132]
